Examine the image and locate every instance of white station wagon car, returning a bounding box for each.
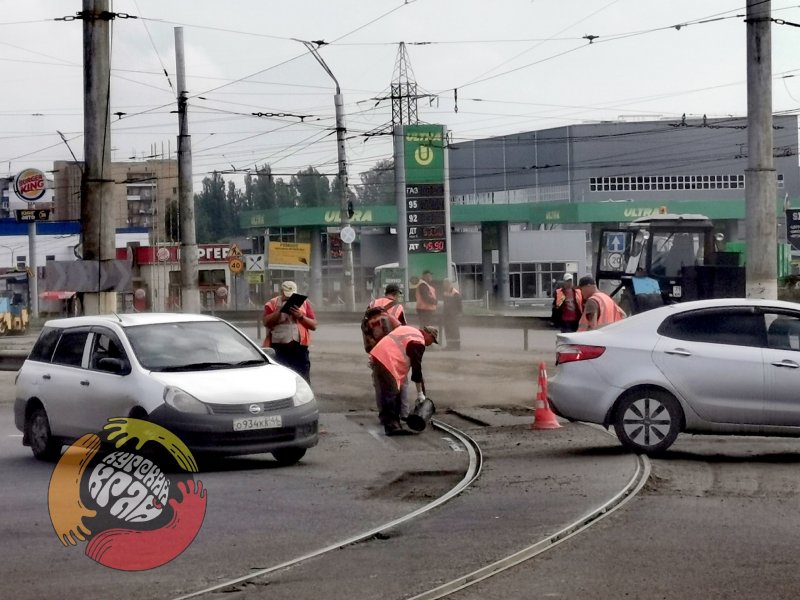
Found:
[14,313,318,464]
[549,298,800,454]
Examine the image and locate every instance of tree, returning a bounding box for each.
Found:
[275,178,296,208]
[246,164,278,210]
[357,159,394,206]
[194,172,227,242]
[290,167,330,207]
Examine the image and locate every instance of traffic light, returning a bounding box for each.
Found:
[347,200,354,219]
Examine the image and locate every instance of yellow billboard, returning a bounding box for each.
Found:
[268,242,311,271]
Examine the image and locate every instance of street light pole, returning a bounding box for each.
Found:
[296,40,356,311]
[0,244,22,268]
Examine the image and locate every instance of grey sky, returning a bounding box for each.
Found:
[0,0,797,188]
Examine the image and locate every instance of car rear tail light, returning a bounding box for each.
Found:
[556,344,606,365]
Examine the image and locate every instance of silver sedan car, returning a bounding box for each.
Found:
[14,313,318,464]
[549,298,800,454]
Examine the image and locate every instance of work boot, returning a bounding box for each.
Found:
[384,422,413,436]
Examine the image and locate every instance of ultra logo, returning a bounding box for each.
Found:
[48,418,207,571]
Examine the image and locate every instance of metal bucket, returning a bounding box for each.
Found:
[406,397,435,432]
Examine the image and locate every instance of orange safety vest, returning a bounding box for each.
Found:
[415,280,437,312]
[577,292,625,331]
[263,296,312,346]
[369,296,405,323]
[369,325,425,390]
[555,287,583,311]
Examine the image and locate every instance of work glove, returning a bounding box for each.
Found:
[416,391,426,403]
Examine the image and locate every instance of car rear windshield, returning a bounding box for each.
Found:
[125,321,266,371]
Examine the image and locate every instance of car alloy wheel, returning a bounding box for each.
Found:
[26,406,62,461]
[613,389,682,455]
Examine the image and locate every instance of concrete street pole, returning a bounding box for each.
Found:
[28,223,38,318]
[745,0,777,299]
[81,0,116,315]
[334,92,356,311]
[394,125,408,296]
[297,40,356,311]
[175,27,201,313]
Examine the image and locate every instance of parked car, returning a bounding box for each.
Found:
[549,298,800,454]
[14,313,318,464]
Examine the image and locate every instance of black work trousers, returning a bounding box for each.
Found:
[272,341,311,383]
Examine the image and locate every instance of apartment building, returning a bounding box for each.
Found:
[52,159,178,242]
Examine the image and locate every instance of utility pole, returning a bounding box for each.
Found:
[175,27,200,313]
[745,0,777,299]
[297,40,356,311]
[81,0,116,315]
[394,125,407,296]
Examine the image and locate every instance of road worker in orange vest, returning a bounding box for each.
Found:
[262,281,317,382]
[414,270,438,328]
[369,325,438,436]
[576,275,626,331]
[552,273,583,333]
[369,283,407,326]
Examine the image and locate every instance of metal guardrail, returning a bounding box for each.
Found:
[0,352,25,371]
[0,312,554,372]
[213,310,553,352]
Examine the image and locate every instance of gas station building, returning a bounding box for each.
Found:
[240,115,799,307]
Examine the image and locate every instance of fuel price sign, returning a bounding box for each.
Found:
[406,183,446,254]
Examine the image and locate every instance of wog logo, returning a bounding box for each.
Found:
[48,418,207,571]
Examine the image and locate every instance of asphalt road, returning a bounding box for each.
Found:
[5,322,800,599]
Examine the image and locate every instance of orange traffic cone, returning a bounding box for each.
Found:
[533,362,562,430]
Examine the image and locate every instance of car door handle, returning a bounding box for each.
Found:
[42,374,51,380]
[664,349,692,356]
[80,380,90,386]
[771,360,800,369]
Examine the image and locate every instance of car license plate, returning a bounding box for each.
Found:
[233,416,282,431]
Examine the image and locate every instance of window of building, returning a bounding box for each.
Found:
[199,269,226,287]
[589,173,761,192]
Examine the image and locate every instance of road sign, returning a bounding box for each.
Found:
[228,243,242,258]
[787,210,800,252]
[228,257,245,274]
[246,272,265,285]
[340,225,356,244]
[245,254,265,272]
[45,260,131,292]
[606,233,626,253]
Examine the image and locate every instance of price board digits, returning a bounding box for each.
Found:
[406,182,446,255]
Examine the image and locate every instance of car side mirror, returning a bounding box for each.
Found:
[262,347,277,360]
[97,357,130,375]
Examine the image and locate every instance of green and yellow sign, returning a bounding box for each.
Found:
[404,124,450,281]
[404,124,445,185]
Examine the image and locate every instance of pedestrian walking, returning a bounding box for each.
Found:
[415,270,438,328]
[552,273,583,332]
[262,281,317,382]
[576,275,625,331]
[369,325,438,436]
[442,279,462,350]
